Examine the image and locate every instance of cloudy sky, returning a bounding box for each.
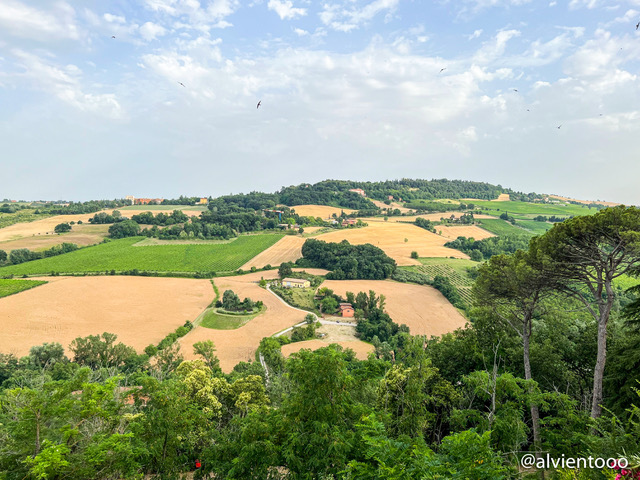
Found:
[1,0,639,203]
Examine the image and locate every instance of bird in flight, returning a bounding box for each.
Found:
[636,21,639,30]
[557,124,562,129]
[111,35,116,39]
[513,89,518,92]
[257,100,261,109]
[178,82,186,88]
[439,68,446,73]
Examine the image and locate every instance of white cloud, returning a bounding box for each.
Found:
[143,0,239,31]
[569,0,601,9]
[294,27,309,36]
[0,0,79,41]
[468,29,483,40]
[268,0,307,20]
[9,49,124,119]
[320,0,400,32]
[473,29,521,64]
[139,21,168,41]
[103,13,126,24]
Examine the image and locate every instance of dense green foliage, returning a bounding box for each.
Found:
[299,238,396,280]
[445,235,531,260]
[414,217,436,232]
[53,222,71,233]
[0,235,283,275]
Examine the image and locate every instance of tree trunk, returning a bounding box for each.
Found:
[590,315,609,419]
[523,323,544,479]
[590,281,613,420]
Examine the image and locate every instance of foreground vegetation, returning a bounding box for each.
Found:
[0,235,283,276]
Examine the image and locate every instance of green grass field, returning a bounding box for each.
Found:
[0,235,283,276]
[410,257,478,305]
[478,218,532,236]
[0,279,47,298]
[200,308,263,329]
[515,220,554,235]
[472,200,596,218]
[119,205,207,212]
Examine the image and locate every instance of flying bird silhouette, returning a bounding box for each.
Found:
[439,68,446,73]
[257,100,261,109]
[178,82,185,87]
[557,124,562,129]
[111,35,116,39]
[636,21,639,30]
[513,89,518,92]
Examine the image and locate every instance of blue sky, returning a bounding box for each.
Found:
[1,0,640,203]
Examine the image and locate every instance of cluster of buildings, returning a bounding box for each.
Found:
[125,196,164,205]
[280,278,355,318]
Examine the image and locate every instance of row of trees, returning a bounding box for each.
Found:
[0,243,79,266]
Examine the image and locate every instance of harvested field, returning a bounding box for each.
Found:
[281,340,374,360]
[180,269,328,372]
[497,194,511,201]
[370,199,412,213]
[436,225,495,241]
[240,235,305,270]
[315,222,468,265]
[288,205,355,219]
[301,226,328,235]
[0,276,213,358]
[323,279,468,338]
[0,224,109,251]
[0,213,104,243]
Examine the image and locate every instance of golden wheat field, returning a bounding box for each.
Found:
[0,213,106,243]
[369,199,412,213]
[0,224,110,251]
[315,222,468,265]
[436,225,495,241]
[240,235,305,270]
[0,276,213,357]
[322,279,468,338]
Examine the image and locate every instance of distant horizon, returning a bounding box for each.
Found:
[1,176,630,206]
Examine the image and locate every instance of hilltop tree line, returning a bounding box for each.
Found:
[298,238,397,280]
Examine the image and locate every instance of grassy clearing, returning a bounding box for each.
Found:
[478,219,532,236]
[272,286,319,312]
[472,200,596,217]
[0,279,47,298]
[200,307,263,329]
[516,220,553,235]
[0,235,284,276]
